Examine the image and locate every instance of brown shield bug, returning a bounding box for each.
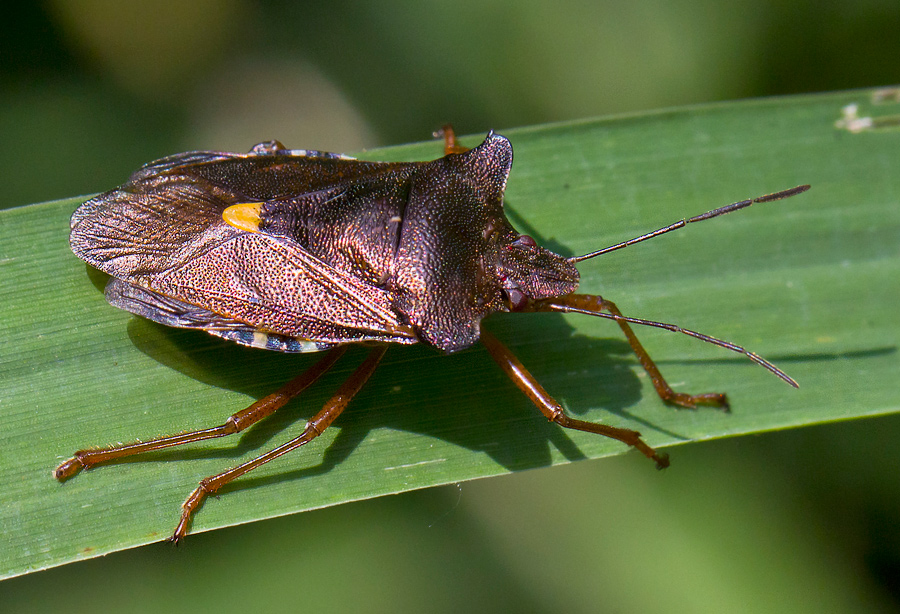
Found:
[55,126,809,542]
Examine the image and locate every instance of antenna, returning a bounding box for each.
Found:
[569,185,810,263]
[584,309,798,387]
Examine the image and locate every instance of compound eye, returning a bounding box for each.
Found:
[505,287,528,311]
[513,234,537,248]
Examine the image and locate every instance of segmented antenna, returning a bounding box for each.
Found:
[554,304,799,388]
[569,185,810,263]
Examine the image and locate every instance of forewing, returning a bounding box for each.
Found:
[71,165,416,346]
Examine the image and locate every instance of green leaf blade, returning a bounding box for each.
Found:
[1,88,897,578]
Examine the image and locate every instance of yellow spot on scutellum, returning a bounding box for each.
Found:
[223,202,263,232]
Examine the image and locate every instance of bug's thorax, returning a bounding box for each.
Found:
[388,134,580,353]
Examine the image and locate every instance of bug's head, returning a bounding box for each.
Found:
[492,229,580,311]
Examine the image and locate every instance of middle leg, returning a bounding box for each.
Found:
[480,330,669,468]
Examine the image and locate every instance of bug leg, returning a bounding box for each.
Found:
[531,294,729,410]
[480,330,669,469]
[434,124,470,155]
[54,346,348,481]
[171,345,388,542]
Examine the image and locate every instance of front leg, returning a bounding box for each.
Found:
[530,294,732,410]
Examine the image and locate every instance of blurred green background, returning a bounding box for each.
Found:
[2,1,899,612]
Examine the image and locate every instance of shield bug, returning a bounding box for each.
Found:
[56,126,809,542]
